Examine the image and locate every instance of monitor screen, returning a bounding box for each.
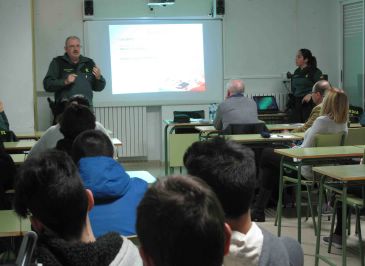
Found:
[253,96,279,112]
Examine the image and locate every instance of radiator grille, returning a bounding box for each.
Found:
[94,106,147,157]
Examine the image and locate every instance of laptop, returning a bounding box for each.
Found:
[253,95,280,114]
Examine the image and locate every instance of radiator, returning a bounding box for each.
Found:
[246,92,288,111]
[94,106,147,157]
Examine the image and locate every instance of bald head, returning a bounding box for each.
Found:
[312,80,331,105]
[312,80,331,96]
[226,79,245,95]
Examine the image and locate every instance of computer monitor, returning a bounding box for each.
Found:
[253,96,280,114]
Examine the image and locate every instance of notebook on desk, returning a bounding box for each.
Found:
[253,96,280,114]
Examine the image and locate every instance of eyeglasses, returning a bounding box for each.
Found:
[67,45,82,49]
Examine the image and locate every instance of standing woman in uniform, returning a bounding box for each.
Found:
[289,49,323,123]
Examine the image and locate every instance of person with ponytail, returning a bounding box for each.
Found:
[289,49,324,123]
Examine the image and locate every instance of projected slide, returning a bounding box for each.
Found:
[109,24,205,94]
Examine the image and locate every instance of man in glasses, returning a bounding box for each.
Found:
[291,80,331,133]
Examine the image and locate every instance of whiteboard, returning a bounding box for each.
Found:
[84,19,223,107]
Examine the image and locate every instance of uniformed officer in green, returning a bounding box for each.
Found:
[0,101,9,132]
[43,36,106,118]
[289,48,323,123]
[0,100,17,141]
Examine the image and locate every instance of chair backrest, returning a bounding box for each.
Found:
[222,123,268,135]
[173,110,205,134]
[314,132,346,147]
[343,127,365,145]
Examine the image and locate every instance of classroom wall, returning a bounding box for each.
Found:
[31,0,341,160]
[0,0,34,134]
[223,0,340,95]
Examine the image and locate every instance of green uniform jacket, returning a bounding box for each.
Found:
[43,54,106,104]
[0,111,9,131]
[291,67,322,97]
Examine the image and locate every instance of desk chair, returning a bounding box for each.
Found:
[173,110,205,134]
[276,132,346,236]
[344,127,365,146]
[220,123,268,135]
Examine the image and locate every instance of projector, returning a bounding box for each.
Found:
[147,0,175,6]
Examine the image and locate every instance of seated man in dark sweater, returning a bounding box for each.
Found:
[14,149,142,266]
[184,137,304,266]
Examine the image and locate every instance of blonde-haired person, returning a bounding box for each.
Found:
[252,89,349,222]
[300,88,348,149]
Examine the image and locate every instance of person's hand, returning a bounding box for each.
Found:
[65,74,77,85]
[92,66,101,80]
[302,93,312,103]
[0,101,4,112]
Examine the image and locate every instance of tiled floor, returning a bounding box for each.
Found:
[122,160,364,266]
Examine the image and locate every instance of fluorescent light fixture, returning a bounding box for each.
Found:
[147,0,175,6]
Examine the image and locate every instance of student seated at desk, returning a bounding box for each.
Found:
[252,89,349,222]
[291,80,331,133]
[0,141,16,209]
[14,150,142,265]
[72,129,148,237]
[27,95,110,159]
[213,79,260,130]
[184,137,303,266]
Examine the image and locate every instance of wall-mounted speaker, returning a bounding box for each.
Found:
[216,0,225,15]
[84,0,94,16]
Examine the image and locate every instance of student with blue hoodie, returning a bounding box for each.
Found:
[72,129,148,237]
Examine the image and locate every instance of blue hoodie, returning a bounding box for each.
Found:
[78,156,148,237]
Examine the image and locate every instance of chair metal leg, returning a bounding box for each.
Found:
[355,207,364,266]
[297,163,302,243]
[341,185,348,266]
[347,209,351,236]
[277,157,285,237]
[328,199,338,253]
[315,176,325,266]
[306,185,317,235]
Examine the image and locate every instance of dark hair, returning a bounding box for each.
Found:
[136,175,226,266]
[14,150,88,240]
[183,137,256,219]
[56,104,96,155]
[58,95,90,117]
[299,48,317,69]
[67,94,90,107]
[72,129,114,163]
